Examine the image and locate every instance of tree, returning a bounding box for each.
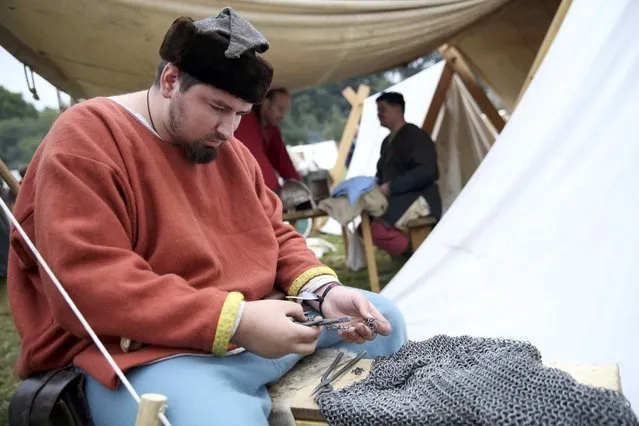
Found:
[0,87,38,121]
[279,53,441,146]
[0,87,60,168]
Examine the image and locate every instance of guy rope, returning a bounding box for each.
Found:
[0,188,171,426]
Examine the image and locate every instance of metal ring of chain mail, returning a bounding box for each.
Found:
[316,335,639,426]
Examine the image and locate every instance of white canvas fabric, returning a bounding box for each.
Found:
[0,0,510,99]
[382,0,639,411]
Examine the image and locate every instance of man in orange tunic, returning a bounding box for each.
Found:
[6,7,406,425]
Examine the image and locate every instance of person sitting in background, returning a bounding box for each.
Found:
[372,91,442,258]
[234,87,302,194]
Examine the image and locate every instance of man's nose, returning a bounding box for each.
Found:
[218,115,235,140]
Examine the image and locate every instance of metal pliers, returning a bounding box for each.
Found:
[310,350,368,398]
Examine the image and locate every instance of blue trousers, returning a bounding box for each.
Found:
[81,290,407,425]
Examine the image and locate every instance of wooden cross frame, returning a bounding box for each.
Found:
[330,84,370,185]
[431,44,506,134]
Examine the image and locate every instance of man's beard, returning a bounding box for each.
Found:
[167,99,221,164]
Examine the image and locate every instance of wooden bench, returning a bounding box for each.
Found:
[290,358,623,425]
[405,215,437,252]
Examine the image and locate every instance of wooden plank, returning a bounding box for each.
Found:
[439,45,505,133]
[360,213,380,293]
[406,216,437,228]
[341,226,349,268]
[282,209,328,222]
[422,63,454,135]
[330,84,370,184]
[295,421,327,426]
[292,359,373,422]
[342,86,358,106]
[546,362,621,392]
[292,360,622,424]
[515,0,574,107]
[0,157,20,197]
[409,225,433,252]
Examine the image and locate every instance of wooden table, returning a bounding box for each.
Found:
[283,209,380,293]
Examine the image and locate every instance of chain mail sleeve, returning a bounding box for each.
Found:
[317,335,639,426]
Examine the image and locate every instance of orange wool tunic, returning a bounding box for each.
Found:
[7,98,335,390]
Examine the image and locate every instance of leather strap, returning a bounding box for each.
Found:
[318,282,341,314]
[9,367,93,426]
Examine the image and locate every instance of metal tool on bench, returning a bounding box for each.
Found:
[310,350,368,398]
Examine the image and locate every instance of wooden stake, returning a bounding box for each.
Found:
[422,63,454,135]
[439,45,505,133]
[360,213,380,293]
[0,157,20,197]
[330,84,370,185]
[135,393,168,426]
[514,0,574,106]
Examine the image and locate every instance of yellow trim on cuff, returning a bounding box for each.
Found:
[288,266,338,297]
[211,292,244,355]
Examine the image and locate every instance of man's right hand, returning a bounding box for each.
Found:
[230,300,322,358]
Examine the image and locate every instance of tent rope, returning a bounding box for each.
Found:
[0,196,171,426]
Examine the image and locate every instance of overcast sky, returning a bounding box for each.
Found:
[1,47,71,110]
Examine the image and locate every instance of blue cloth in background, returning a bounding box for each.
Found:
[331,176,376,205]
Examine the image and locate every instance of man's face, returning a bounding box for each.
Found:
[376,100,400,129]
[262,92,291,126]
[160,65,252,163]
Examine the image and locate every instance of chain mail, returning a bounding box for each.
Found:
[317,335,639,426]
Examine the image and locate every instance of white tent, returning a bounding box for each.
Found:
[287,140,339,176]
[382,0,639,411]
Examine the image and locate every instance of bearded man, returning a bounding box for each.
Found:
[6,7,406,426]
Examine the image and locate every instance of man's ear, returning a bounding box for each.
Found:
[159,63,180,99]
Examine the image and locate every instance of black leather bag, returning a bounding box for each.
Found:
[8,367,93,426]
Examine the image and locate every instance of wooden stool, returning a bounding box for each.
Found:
[289,359,622,425]
[405,216,437,252]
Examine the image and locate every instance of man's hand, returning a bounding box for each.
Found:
[380,182,391,197]
[231,300,322,359]
[320,286,392,344]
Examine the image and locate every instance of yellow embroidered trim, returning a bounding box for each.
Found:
[211,292,244,355]
[287,266,338,297]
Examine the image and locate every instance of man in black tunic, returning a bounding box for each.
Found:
[372,92,442,257]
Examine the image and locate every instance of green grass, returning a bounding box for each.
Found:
[317,233,407,291]
[0,233,404,423]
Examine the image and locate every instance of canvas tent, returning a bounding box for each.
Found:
[287,140,339,177]
[1,0,561,112]
[381,0,639,412]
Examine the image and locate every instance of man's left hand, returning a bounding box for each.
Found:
[319,286,392,344]
[380,182,391,197]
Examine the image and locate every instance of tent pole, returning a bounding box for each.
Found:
[422,62,454,135]
[135,393,169,426]
[0,157,20,197]
[330,84,370,185]
[514,0,574,107]
[438,44,505,133]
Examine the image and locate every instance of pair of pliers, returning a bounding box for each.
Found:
[296,316,353,327]
[310,350,368,397]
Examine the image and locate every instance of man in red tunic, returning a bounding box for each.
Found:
[6,7,406,425]
[234,87,302,193]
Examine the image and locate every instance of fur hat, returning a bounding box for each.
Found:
[159,7,273,104]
